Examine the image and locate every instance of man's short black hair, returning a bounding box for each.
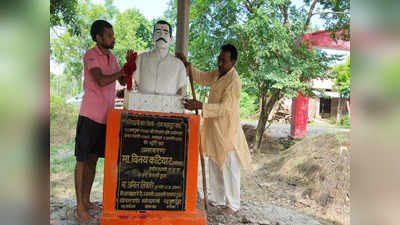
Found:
[221,44,238,62]
[90,20,113,42]
[154,20,172,37]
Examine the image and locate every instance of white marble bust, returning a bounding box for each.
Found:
[125,20,187,113]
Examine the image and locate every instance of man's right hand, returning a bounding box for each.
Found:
[118,71,126,86]
[176,52,190,68]
[183,99,203,110]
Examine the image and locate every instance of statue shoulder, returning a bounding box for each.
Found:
[169,54,185,68]
[137,50,151,58]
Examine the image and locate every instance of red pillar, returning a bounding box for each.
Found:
[290,93,309,138]
[289,30,349,139]
[290,34,312,139]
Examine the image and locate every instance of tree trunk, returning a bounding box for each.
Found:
[346,99,350,117]
[254,93,267,151]
[336,97,342,122]
[74,72,83,93]
[254,90,281,152]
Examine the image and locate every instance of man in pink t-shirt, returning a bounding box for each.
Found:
[74,20,125,222]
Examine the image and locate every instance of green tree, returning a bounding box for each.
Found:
[166,0,349,151]
[332,56,350,120]
[50,1,153,94]
[51,1,114,93]
[50,0,81,35]
[333,56,350,99]
[50,72,80,98]
[113,9,153,65]
[315,0,350,40]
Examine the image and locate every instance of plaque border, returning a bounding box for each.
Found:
[115,112,189,211]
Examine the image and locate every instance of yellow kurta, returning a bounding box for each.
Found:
[189,65,252,170]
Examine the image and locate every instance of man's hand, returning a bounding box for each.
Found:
[90,68,126,87]
[183,99,203,111]
[175,52,190,68]
[118,75,126,86]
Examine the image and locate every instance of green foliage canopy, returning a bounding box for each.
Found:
[50,0,81,35]
[167,0,342,101]
[332,56,350,99]
[165,0,349,149]
[50,1,153,94]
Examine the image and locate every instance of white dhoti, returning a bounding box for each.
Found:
[197,151,241,211]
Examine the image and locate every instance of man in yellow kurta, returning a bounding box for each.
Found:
[177,44,251,214]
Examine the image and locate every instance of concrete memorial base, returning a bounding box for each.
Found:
[100,109,206,225]
[100,210,206,225]
[125,91,184,114]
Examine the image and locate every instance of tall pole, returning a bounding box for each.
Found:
[175,0,190,56]
[176,0,209,212]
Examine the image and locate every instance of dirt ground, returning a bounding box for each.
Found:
[50,124,349,225]
[240,125,350,225]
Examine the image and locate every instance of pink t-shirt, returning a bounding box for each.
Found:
[80,45,120,124]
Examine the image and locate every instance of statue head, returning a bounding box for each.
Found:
[152,20,172,50]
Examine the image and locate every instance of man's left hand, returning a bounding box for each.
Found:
[175,52,190,68]
[118,76,126,86]
[183,99,203,110]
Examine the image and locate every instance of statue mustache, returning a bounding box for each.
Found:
[156,38,167,43]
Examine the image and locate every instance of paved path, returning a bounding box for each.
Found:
[242,122,349,138]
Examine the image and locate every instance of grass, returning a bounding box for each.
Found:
[243,118,350,130]
[334,131,350,145]
[50,142,75,173]
[297,160,321,177]
[240,118,258,124]
[337,115,350,129]
[51,142,75,154]
[51,154,76,173]
[50,95,80,146]
[50,142,105,174]
[50,142,106,202]
[307,121,338,128]
[262,156,287,173]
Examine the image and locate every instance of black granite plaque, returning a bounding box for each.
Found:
[115,112,188,211]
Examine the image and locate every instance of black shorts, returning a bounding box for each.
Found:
[74,115,106,161]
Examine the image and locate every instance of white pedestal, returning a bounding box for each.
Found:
[125,90,184,113]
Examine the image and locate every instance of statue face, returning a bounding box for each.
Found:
[153,23,171,49]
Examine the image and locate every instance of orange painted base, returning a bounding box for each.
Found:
[100,109,206,225]
[100,209,206,225]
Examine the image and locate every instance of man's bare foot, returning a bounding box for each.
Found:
[222,206,236,214]
[85,202,102,211]
[75,208,96,222]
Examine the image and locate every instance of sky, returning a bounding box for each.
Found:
[92,0,171,21]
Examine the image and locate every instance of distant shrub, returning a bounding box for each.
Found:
[240,91,258,119]
[338,115,350,128]
[50,95,79,145]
